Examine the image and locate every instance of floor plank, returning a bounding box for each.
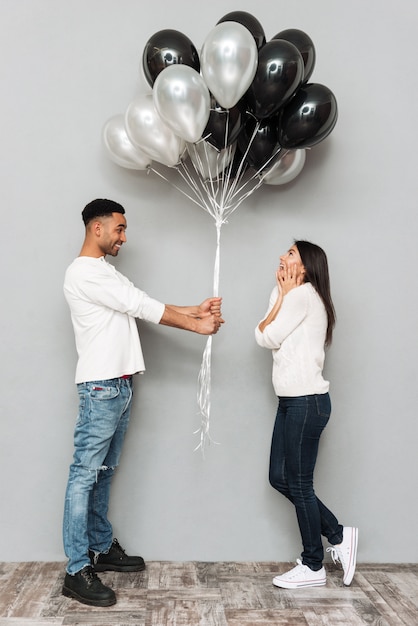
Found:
[0,561,416,625]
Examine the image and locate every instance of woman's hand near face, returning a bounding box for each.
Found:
[259,245,305,333]
[277,261,303,296]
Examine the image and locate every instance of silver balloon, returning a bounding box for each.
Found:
[153,65,211,143]
[125,94,184,167]
[263,149,306,185]
[201,21,258,109]
[186,140,235,180]
[102,115,152,170]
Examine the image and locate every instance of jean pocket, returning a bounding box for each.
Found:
[90,384,120,401]
[315,393,331,419]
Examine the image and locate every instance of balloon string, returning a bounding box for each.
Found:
[224,120,259,206]
[213,221,221,297]
[148,138,290,454]
[194,335,212,455]
[195,221,222,454]
[149,166,208,212]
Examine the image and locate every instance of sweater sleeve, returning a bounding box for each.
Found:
[65,259,165,324]
[255,284,309,350]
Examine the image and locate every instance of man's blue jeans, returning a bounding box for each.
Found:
[269,393,343,571]
[63,377,133,575]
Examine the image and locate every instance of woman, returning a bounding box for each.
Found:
[255,240,358,589]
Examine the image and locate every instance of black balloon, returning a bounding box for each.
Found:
[246,40,304,119]
[238,114,280,170]
[142,29,200,87]
[217,11,266,49]
[278,83,338,149]
[272,29,316,83]
[203,97,245,150]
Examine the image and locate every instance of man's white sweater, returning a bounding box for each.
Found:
[64,256,165,383]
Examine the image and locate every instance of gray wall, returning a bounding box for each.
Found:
[1,0,417,564]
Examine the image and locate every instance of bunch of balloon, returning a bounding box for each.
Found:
[102,11,338,453]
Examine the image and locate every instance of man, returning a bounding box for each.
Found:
[62,199,223,607]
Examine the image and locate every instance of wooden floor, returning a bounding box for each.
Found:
[0,561,417,625]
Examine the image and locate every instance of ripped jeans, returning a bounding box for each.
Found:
[63,377,133,574]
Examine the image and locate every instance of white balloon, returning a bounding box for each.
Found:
[125,94,184,167]
[186,141,235,181]
[102,115,152,170]
[263,149,306,185]
[153,65,211,143]
[201,22,258,109]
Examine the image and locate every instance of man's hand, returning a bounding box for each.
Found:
[160,298,224,335]
[196,297,224,334]
[197,297,223,321]
[195,313,223,335]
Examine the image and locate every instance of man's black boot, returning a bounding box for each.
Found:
[89,538,146,572]
[62,565,116,606]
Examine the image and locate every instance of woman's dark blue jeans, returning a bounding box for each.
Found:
[269,393,343,571]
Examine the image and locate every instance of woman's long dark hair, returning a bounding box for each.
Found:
[295,240,336,345]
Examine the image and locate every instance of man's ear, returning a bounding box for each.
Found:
[92,220,102,236]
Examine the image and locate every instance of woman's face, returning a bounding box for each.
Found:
[279,245,305,278]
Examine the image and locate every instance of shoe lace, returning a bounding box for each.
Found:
[287,559,306,578]
[81,566,99,584]
[111,538,127,556]
[326,545,345,567]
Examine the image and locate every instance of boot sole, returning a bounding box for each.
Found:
[62,585,116,607]
[94,563,146,572]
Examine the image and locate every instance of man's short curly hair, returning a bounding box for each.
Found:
[82,199,125,226]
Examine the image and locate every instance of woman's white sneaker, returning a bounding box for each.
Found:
[326,526,358,586]
[272,559,326,589]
